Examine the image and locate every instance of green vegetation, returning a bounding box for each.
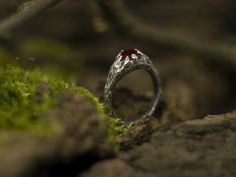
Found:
[0,65,64,136]
[76,87,130,143]
[0,63,129,138]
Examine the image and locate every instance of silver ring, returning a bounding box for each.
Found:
[104,49,161,122]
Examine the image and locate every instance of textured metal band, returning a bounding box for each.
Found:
[104,49,161,121]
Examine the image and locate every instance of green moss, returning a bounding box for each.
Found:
[0,65,79,136]
[76,87,130,142]
[0,65,130,139]
[0,66,62,136]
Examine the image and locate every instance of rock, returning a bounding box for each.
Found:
[174,114,233,138]
[1,87,236,177]
[82,112,236,177]
[121,112,236,177]
[81,159,144,177]
[47,91,113,156]
[119,116,160,151]
[0,134,59,177]
[0,91,115,177]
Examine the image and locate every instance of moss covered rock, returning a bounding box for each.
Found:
[0,65,131,177]
[0,65,128,138]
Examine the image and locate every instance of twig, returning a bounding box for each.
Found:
[98,0,236,65]
[0,0,62,34]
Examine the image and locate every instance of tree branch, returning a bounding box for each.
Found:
[98,0,236,65]
[0,0,62,34]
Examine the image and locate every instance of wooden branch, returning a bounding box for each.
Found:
[0,0,62,34]
[98,0,236,65]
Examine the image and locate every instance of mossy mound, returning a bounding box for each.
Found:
[0,65,128,138]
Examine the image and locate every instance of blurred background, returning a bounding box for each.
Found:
[0,0,236,121]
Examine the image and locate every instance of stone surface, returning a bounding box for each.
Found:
[0,91,114,177]
[81,159,144,177]
[83,112,236,177]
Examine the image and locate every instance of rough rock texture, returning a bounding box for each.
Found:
[0,92,114,177]
[82,111,236,177]
[81,159,144,177]
[118,117,161,151]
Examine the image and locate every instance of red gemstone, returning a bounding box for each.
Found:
[120,49,138,60]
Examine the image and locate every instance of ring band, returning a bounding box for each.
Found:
[104,49,161,121]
